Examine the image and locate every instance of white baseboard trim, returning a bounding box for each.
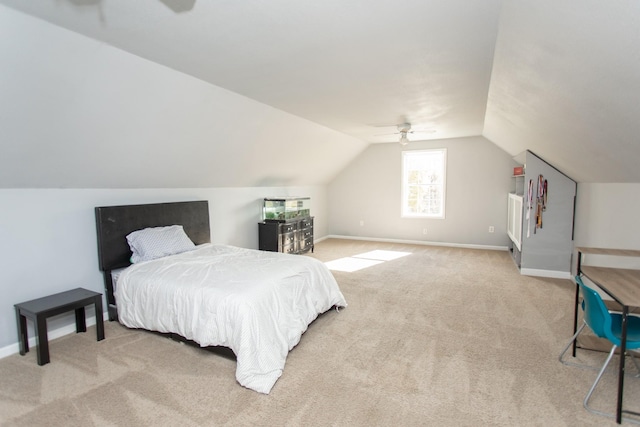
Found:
[520,268,572,279]
[0,311,110,360]
[323,235,509,251]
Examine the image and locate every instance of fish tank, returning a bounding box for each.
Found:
[262,197,311,222]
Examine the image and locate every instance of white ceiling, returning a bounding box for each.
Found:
[2,0,640,183]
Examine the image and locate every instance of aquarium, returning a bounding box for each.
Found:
[262,197,310,222]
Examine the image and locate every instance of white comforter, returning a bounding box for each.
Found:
[115,244,347,394]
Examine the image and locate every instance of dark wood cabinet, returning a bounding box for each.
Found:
[259,217,314,254]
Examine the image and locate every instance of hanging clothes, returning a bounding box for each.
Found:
[535,175,548,232]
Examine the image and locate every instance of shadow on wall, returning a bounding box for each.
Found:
[254,177,296,187]
[65,0,197,14]
[158,0,197,13]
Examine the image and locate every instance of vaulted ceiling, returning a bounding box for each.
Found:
[2,0,640,185]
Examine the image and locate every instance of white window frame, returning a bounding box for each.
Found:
[401,148,447,219]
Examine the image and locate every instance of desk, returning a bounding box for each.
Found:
[576,247,640,424]
[15,288,105,365]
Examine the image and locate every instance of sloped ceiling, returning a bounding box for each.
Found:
[484,0,640,183]
[1,0,639,186]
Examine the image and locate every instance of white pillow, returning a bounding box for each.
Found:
[126,225,196,263]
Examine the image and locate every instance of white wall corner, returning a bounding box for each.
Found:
[520,268,572,280]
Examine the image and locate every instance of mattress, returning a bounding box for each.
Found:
[115,243,347,394]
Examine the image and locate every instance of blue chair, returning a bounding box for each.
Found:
[560,276,640,420]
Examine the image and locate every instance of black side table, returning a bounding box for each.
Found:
[14,288,105,365]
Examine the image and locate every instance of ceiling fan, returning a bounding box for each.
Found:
[377,123,435,145]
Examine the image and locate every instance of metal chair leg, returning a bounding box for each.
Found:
[559,323,596,369]
[584,344,617,415]
[583,346,640,424]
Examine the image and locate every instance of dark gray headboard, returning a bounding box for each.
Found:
[94,200,210,319]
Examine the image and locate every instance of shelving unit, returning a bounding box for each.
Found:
[511,174,525,196]
[508,167,525,258]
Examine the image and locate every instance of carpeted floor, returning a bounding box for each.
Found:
[0,238,636,426]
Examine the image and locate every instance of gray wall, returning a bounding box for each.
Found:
[518,152,577,275]
[327,136,515,247]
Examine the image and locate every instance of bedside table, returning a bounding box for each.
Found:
[15,288,105,365]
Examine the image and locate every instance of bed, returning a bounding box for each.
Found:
[95,200,347,394]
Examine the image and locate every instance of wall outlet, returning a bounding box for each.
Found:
[422,228,428,235]
[360,220,364,226]
[488,226,495,233]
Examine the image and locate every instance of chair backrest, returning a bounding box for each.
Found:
[576,275,612,339]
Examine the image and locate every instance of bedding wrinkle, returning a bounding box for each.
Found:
[115,244,347,394]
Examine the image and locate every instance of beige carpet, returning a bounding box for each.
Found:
[0,238,636,426]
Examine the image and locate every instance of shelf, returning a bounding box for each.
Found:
[511,174,525,196]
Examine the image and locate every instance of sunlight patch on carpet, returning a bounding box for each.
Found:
[324,257,383,272]
[353,250,411,261]
[325,250,411,272]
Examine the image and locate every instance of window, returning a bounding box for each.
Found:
[402,149,446,218]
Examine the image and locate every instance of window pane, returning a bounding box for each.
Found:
[402,149,446,218]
